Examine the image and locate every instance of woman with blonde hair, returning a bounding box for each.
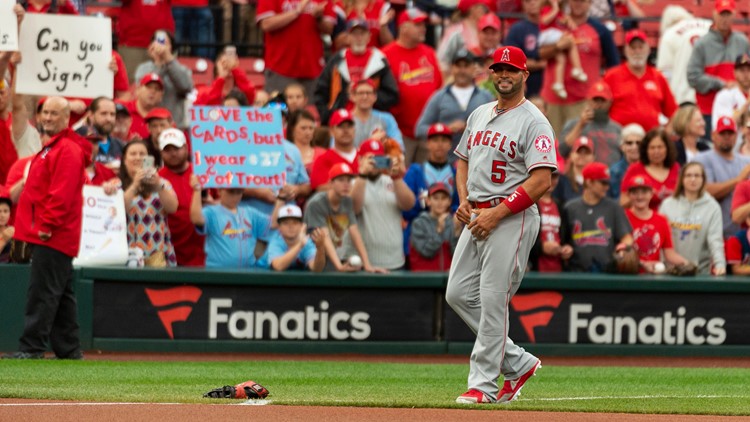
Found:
[658,162,726,275]
[671,104,711,165]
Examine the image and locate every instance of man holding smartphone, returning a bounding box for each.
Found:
[351,140,415,270]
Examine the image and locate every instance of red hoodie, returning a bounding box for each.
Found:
[14,129,92,257]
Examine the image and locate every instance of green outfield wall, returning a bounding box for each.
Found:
[2,265,750,356]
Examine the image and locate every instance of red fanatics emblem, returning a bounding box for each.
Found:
[535,135,552,153]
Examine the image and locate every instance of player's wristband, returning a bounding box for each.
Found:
[502,186,534,214]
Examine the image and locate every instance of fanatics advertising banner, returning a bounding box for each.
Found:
[445,290,749,346]
[189,106,286,189]
[16,14,112,98]
[93,282,436,341]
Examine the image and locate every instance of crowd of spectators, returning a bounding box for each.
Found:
[3,0,750,276]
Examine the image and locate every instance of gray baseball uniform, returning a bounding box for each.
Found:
[446,99,557,401]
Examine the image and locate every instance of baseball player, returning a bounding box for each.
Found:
[446,46,557,404]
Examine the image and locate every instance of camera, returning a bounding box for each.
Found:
[372,156,392,170]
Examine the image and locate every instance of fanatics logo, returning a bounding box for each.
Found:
[145,286,203,339]
[534,135,552,153]
[510,291,563,343]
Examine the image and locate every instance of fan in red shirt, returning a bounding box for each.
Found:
[382,8,443,165]
[194,50,256,106]
[310,109,360,191]
[157,128,206,267]
[623,175,690,273]
[117,73,165,141]
[117,0,174,82]
[256,0,336,95]
[620,128,680,211]
[604,30,678,132]
[337,0,395,48]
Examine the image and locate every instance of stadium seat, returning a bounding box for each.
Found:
[178,57,215,88]
[239,57,266,90]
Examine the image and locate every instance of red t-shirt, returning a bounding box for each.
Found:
[118,0,175,48]
[603,65,677,132]
[731,179,750,228]
[0,118,18,186]
[113,51,130,95]
[626,209,673,262]
[340,0,390,48]
[537,198,563,272]
[345,49,372,87]
[541,22,602,105]
[256,0,336,79]
[620,162,680,210]
[27,0,78,14]
[158,165,206,267]
[119,99,149,140]
[382,42,443,139]
[309,149,359,190]
[725,234,750,265]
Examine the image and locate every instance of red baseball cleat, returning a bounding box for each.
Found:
[455,389,493,404]
[497,360,541,403]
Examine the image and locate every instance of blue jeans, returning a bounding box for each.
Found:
[172,6,215,58]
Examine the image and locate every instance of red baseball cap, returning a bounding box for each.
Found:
[478,13,501,31]
[573,136,594,153]
[139,72,164,89]
[329,109,355,127]
[397,8,428,26]
[328,162,356,181]
[358,139,386,156]
[715,115,737,133]
[582,162,610,181]
[427,123,452,138]
[587,81,613,100]
[490,46,527,71]
[716,0,735,13]
[624,29,647,45]
[624,175,654,191]
[145,107,172,122]
[428,182,452,196]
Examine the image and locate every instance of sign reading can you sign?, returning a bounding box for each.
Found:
[0,0,19,52]
[16,14,112,98]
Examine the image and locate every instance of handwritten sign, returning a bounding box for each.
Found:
[0,0,18,51]
[190,106,286,188]
[73,186,129,266]
[16,14,112,98]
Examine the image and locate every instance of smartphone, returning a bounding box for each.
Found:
[224,45,237,57]
[307,227,317,235]
[142,156,155,171]
[155,30,168,45]
[372,156,392,170]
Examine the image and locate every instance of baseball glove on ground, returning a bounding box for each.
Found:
[666,262,698,276]
[613,245,640,274]
[203,380,269,399]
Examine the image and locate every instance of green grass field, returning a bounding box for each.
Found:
[1,359,749,415]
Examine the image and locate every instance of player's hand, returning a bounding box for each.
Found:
[456,200,473,225]
[467,207,501,240]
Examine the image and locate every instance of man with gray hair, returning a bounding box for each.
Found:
[608,123,645,199]
[3,97,91,360]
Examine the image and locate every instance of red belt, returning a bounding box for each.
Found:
[470,197,505,209]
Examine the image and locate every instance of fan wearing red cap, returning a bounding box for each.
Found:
[603,29,677,132]
[382,7,443,163]
[685,0,748,121]
[538,0,588,100]
[449,42,557,404]
[309,109,361,191]
[558,161,634,272]
[408,181,459,271]
[624,175,690,273]
[353,137,415,270]
[117,72,165,140]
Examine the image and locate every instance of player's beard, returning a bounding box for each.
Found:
[493,77,523,97]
